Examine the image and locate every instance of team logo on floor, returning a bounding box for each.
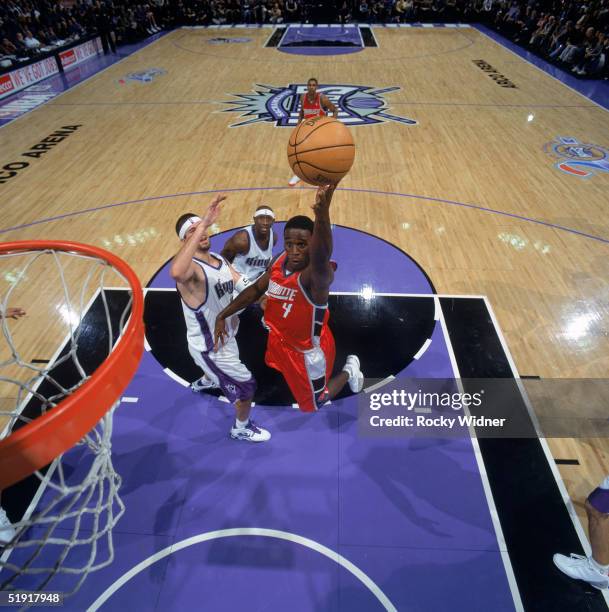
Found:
[544,136,609,178]
[119,68,166,84]
[208,37,251,44]
[220,83,417,127]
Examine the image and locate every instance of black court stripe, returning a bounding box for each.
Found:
[556,459,581,466]
[440,297,606,612]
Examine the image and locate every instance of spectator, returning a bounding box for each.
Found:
[270,3,283,23]
[253,0,267,23]
[548,20,574,59]
[573,31,605,75]
[285,0,299,22]
[13,32,29,56]
[394,0,407,22]
[405,0,415,19]
[0,37,17,55]
[23,29,41,51]
[358,0,370,20]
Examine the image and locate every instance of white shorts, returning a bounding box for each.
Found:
[188,337,256,403]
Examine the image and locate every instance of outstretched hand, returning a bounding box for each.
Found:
[312,183,337,214]
[214,317,228,352]
[202,194,226,229]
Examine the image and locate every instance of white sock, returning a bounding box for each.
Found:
[590,557,609,573]
[235,417,249,429]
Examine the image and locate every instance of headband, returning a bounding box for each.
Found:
[254,208,275,219]
[178,215,202,240]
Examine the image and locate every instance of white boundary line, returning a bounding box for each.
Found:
[413,337,432,360]
[364,375,395,393]
[356,24,366,48]
[474,26,608,114]
[0,33,167,131]
[435,295,524,612]
[264,25,285,47]
[163,367,188,387]
[86,528,398,612]
[364,24,379,48]
[482,297,609,608]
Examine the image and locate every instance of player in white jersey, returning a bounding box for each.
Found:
[170,195,270,443]
[221,205,277,282]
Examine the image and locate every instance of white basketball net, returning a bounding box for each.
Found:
[0,247,135,600]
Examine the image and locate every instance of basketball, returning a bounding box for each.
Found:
[287,116,355,186]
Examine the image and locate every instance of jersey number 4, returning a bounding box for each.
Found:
[282,302,293,319]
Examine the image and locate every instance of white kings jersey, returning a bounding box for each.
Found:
[179,254,239,353]
[232,225,274,281]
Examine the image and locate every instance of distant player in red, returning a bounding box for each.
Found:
[214,184,363,413]
[289,77,339,187]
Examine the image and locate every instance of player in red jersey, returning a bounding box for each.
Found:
[289,77,339,187]
[214,184,363,413]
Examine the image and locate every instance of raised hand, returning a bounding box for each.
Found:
[312,183,337,215]
[202,194,226,228]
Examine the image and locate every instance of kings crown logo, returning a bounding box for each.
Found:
[220,83,417,128]
[544,136,609,179]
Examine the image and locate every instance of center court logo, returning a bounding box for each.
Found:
[220,83,417,128]
[544,136,609,178]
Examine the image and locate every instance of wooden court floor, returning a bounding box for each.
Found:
[0,26,608,530]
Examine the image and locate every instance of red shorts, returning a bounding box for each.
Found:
[265,326,336,413]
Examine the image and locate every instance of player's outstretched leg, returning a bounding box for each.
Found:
[343,355,364,392]
[326,354,364,399]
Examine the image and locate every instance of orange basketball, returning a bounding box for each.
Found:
[287,116,355,186]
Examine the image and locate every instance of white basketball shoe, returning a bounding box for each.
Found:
[230,420,271,442]
[342,355,364,393]
[553,553,609,589]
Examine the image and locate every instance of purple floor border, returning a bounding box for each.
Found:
[474,24,609,111]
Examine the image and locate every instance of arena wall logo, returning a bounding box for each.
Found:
[119,68,166,84]
[220,83,417,127]
[543,136,609,178]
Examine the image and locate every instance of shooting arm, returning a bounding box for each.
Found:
[309,185,335,283]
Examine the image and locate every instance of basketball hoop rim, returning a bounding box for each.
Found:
[0,240,144,490]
